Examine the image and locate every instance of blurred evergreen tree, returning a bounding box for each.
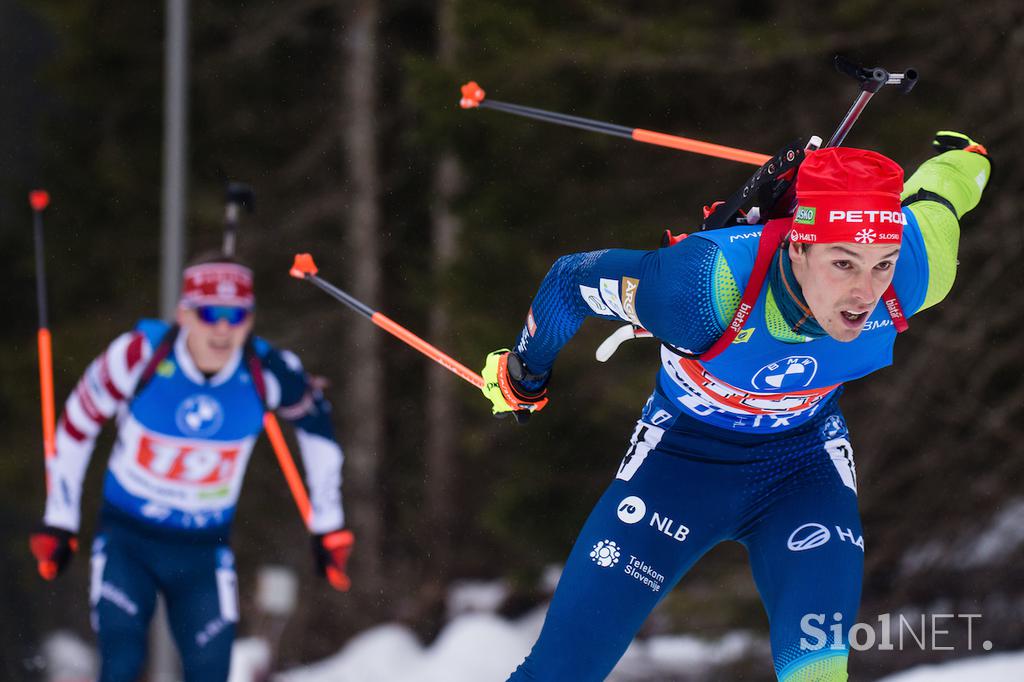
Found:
[3,0,1020,678]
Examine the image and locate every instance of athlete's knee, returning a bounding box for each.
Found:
[95,597,151,681]
[179,619,235,682]
[98,648,147,682]
[778,651,848,681]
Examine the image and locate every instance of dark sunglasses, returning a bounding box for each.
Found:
[196,305,250,326]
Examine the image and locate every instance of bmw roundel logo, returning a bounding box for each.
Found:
[752,356,819,391]
[787,523,831,552]
[175,394,225,437]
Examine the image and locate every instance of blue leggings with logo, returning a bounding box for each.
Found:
[509,402,863,681]
[90,512,238,682]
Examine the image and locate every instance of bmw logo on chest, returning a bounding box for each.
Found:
[751,356,819,391]
[175,394,225,437]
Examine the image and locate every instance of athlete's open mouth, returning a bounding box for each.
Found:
[841,310,868,326]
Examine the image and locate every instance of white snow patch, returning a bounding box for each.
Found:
[960,498,1024,567]
[39,630,97,682]
[539,564,563,593]
[877,651,1024,681]
[228,638,270,682]
[276,624,424,682]
[610,630,762,680]
[277,612,540,682]
[902,497,1024,574]
[446,579,510,618]
[279,607,763,682]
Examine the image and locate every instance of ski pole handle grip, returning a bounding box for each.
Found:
[834,55,918,94]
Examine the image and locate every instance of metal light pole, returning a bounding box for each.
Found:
[152,4,189,679]
[160,0,189,320]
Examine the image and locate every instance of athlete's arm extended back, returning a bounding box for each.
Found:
[901,139,991,312]
[43,331,151,532]
[257,342,345,534]
[514,237,732,377]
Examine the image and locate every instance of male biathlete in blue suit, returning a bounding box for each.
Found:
[481,133,990,681]
[30,255,354,682]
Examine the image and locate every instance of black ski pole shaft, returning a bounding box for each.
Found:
[459,81,771,166]
[480,99,635,140]
[32,194,49,330]
[303,270,376,320]
[29,190,57,464]
[290,254,485,389]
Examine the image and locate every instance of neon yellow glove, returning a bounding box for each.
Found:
[932,131,989,158]
[481,349,549,421]
[902,131,991,219]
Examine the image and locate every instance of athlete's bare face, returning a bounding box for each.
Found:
[177,306,254,373]
[789,241,900,342]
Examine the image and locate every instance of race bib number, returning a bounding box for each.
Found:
[136,434,239,486]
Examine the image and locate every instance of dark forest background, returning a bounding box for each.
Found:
[1,1,1022,680]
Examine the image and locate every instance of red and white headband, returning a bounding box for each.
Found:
[180,262,254,308]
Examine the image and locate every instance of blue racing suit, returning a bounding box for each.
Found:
[505,148,989,681]
[44,320,345,682]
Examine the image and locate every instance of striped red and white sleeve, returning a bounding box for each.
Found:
[43,331,152,532]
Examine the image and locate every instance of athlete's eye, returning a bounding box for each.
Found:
[874,261,893,272]
[833,260,852,270]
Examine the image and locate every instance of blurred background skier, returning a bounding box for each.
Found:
[29,254,353,681]
[481,132,990,681]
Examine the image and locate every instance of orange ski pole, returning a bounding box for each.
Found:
[289,254,484,390]
[458,81,771,166]
[262,413,313,528]
[30,191,57,475]
[265,414,350,590]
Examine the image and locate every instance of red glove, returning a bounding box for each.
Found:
[30,526,79,580]
[313,529,354,592]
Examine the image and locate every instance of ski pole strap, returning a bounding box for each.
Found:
[700,218,792,362]
[244,338,269,409]
[132,325,180,401]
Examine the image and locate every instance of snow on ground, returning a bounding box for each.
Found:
[37,630,97,682]
[274,589,764,682]
[228,638,270,682]
[901,497,1024,575]
[39,576,1024,681]
[876,650,1024,681]
[275,609,544,682]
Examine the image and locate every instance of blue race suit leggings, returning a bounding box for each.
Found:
[509,403,863,681]
[90,513,238,682]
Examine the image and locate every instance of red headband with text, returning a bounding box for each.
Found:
[180,262,254,308]
[789,147,905,245]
